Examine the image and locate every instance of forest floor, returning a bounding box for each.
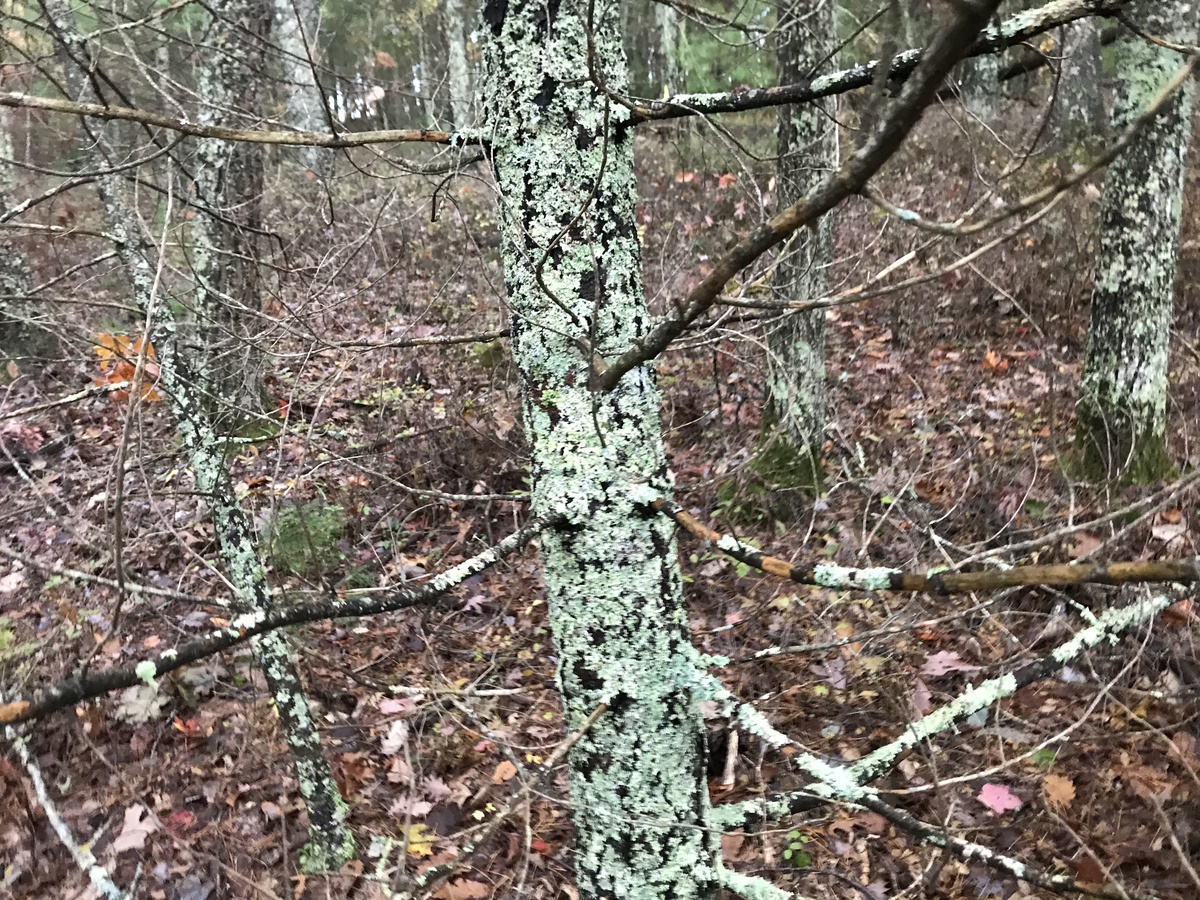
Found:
[3,96,1200,900]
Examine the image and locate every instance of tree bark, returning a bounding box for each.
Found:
[763,0,837,481]
[0,104,41,367]
[1075,1,1197,483]
[958,48,1000,118]
[1046,16,1106,148]
[482,1,717,896]
[444,0,474,128]
[42,0,353,869]
[273,0,334,177]
[189,0,272,431]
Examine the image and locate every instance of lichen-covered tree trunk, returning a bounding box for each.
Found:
[654,2,681,96]
[444,0,473,128]
[763,0,838,476]
[482,1,716,897]
[1046,16,1106,148]
[274,0,334,178]
[1075,0,1197,483]
[43,0,352,870]
[958,48,999,118]
[0,104,41,367]
[190,0,272,430]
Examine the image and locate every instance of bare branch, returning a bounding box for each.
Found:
[0,91,468,147]
[630,0,1128,123]
[593,0,1007,390]
[0,515,557,726]
[655,498,1200,593]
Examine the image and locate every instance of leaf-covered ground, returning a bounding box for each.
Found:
[3,97,1200,899]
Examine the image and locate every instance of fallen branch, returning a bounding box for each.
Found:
[712,594,1172,828]
[655,499,1200,593]
[5,703,134,899]
[0,515,556,726]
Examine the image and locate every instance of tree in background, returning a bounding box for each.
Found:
[274,0,334,177]
[187,0,273,430]
[1045,15,1107,148]
[761,0,839,491]
[1075,0,1197,482]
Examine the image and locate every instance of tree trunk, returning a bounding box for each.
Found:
[444,0,474,128]
[482,1,717,896]
[273,0,334,178]
[0,104,42,368]
[655,2,681,97]
[958,50,999,119]
[1075,1,1196,483]
[763,0,837,482]
[189,0,272,431]
[43,0,353,870]
[1046,16,1106,149]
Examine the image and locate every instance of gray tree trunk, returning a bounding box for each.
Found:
[482,1,717,896]
[444,0,474,128]
[1075,0,1197,482]
[655,2,682,97]
[190,0,272,431]
[273,0,334,178]
[1046,16,1106,148]
[43,0,353,870]
[958,49,999,118]
[764,0,838,477]
[0,104,41,367]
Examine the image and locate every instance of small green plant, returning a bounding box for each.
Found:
[782,830,812,867]
[264,500,347,578]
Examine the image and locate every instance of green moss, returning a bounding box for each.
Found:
[1072,415,1176,486]
[717,426,823,524]
[264,500,347,577]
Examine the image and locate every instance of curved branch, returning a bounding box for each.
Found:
[593,0,1006,390]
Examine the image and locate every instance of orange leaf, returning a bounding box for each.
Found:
[492,760,517,784]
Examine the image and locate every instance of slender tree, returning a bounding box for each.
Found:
[188,0,272,430]
[762,0,838,485]
[0,103,38,366]
[273,0,334,177]
[41,0,354,869]
[1075,0,1197,482]
[1046,15,1106,148]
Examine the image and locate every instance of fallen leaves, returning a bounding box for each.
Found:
[110,804,158,853]
[977,782,1023,815]
[1042,773,1076,810]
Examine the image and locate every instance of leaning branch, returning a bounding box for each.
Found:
[593,0,1005,390]
[0,515,557,726]
[655,498,1200,593]
[712,594,1171,829]
[0,92,466,148]
[630,0,1127,123]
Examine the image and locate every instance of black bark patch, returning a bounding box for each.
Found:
[482,0,507,35]
[531,0,561,38]
[533,75,557,111]
[575,128,595,152]
[573,659,605,691]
